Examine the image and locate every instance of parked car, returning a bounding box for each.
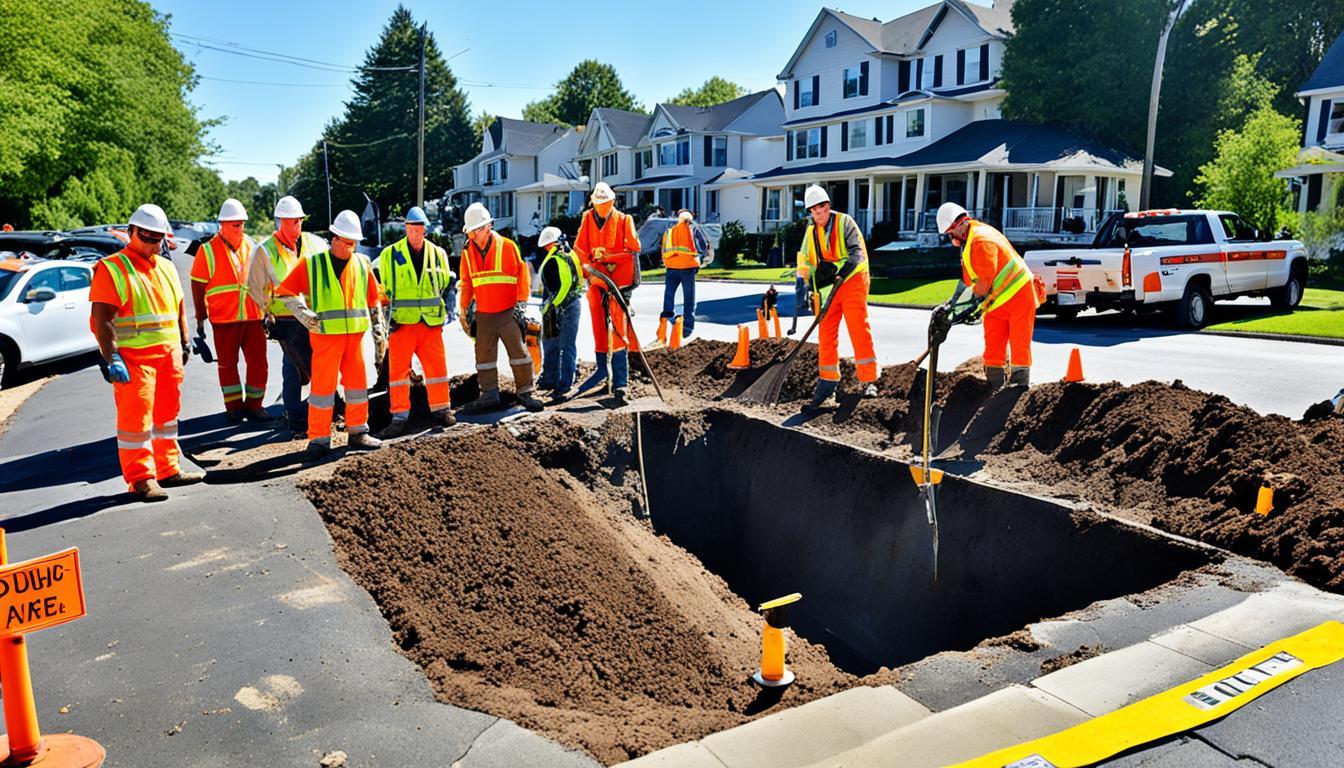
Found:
[0,258,98,387]
[0,230,125,263]
[1025,210,1308,328]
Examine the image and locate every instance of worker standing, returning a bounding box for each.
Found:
[191,198,271,422]
[247,195,326,436]
[799,185,879,413]
[276,209,386,457]
[375,206,456,437]
[937,202,1038,388]
[572,182,641,404]
[89,204,204,501]
[457,202,544,414]
[659,208,708,338]
[535,226,583,396]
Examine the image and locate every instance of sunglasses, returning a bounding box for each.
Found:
[137,230,165,244]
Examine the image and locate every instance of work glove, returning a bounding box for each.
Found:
[103,352,131,384]
[195,318,206,335]
[263,314,276,339]
[836,262,857,284]
[512,301,528,325]
[181,342,190,367]
[929,304,953,347]
[591,246,609,263]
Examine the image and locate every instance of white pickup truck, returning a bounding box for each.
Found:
[1025,210,1308,328]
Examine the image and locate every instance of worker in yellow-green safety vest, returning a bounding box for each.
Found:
[534,226,583,397]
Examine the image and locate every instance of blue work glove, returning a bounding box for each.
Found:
[106,352,130,384]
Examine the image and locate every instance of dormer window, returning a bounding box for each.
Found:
[1330,101,1344,137]
[658,138,689,166]
[919,57,934,90]
[964,46,982,84]
[799,78,816,108]
[825,30,837,48]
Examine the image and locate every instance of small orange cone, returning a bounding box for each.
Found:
[1255,486,1273,516]
[656,316,668,345]
[771,307,782,338]
[757,308,769,339]
[1063,348,1085,382]
[728,325,751,369]
[670,316,683,350]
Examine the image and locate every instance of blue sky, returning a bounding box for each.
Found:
[156,0,942,184]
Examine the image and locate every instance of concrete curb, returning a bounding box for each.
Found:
[1199,329,1344,347]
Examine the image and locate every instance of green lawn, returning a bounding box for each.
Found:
[1205,288,1344,339]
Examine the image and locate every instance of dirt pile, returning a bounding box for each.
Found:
[305,421,895,764]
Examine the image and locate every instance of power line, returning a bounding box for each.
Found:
[323,133,415,149]
[171,33,416,73]
[199,75,352,88]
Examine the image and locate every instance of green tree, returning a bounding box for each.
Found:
[668,77,748,107]
[1194,106,1301,231]
[1299,176,1344,261]
[522,60,642,127]
[0,0,219,228]
[472,111,496,151]
[222,177,279,236]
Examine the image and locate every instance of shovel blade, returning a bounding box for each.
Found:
[936,385,1027,460]
[735,361,787,404]
[909,466,945,485]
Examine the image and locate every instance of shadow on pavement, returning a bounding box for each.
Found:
[0,494,133,532]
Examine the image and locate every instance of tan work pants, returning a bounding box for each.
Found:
[474,309,535,394]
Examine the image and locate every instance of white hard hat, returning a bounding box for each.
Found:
[329,209,364,241]
[804,185,830,210]
[678,209,693,222]
[936,202,969,234]
[462,202,493,233]
[218,198,249,222]
[538,226,562,248]
[273,195,306,219]
[591,182,615,204]
[127,203,171,235]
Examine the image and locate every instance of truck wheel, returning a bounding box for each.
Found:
[1175,282,1212,329]
[1269,270,1304,310]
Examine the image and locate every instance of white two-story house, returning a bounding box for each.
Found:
[1278,29,1344,220]
[447,117,582,235]
[615,90,785,224]
[574,108,653,212]
[750,1,1160,240]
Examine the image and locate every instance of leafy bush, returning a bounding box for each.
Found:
[867,219,904,250]
[718,220,747,268]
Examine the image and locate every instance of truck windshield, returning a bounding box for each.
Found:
[1095,215,1215,248]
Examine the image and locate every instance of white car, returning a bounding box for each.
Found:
[0,258,97,388]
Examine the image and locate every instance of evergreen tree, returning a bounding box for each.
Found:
[522,60,642,127]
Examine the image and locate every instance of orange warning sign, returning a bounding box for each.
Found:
[0,548,85,636]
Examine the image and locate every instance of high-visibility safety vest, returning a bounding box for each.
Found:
[307,251,372,335]
[540,244,582,312]
[801,211,869,292]
[661,221,700,270]
[101,250,183,350]
[200,235,263,323]
[461,231,524,314]
[575,209,639,288]
[259,232,324,317]
[378,237,453,327]
[962,221,1032,313]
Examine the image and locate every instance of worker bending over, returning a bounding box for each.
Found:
[572,182,641,404]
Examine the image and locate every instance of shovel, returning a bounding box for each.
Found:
[582,265,666,403]
[735,280,842,405]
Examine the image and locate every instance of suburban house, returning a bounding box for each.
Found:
[743,0,1159,241]
[1278,29,1344,218]
[447,117,583,236]
[574,107,652,212]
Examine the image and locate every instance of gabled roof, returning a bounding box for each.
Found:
[593,108,652,148]
[879,5,943,55]
[656,89,778,133]
[950,0,1014,39]
[1300,29,1344,94]
[489,117,568,156]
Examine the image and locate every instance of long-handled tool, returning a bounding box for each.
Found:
[736,280,842,405]
[582,265,666,403]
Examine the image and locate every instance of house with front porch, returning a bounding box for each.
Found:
[447,117,582,235]
[743,1,1159,242]
[1278,28,1344,223]
[574,108,652,213]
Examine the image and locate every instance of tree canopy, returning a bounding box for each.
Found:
[522,60,642,127]
[667,77,748,107]
[1194,106,1301,232]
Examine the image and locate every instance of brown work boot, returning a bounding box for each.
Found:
[517,391,545,413]
[159,471,205,487]
[347,432,383,451]
[132,479,168,502]
[431,409,456,427]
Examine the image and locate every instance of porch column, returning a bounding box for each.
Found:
[899,175,909,231]
[975,169,988,213]
[1030,173,1039,207]
[867,174,876,233]
[913,173,927,230]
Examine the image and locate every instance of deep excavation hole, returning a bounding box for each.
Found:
[636,408,1215,675]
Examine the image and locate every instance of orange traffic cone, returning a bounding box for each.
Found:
[656,316,668,345]
[1255,486,1273,516]
[728,325,751,369]
[1063,348,1084,382]
[771,307,782,338]
[757,308,769,339]
[670,316,684,350]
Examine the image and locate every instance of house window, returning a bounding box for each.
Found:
[765,189,782,220]
[1331,101,1344,135]
[706,190,719,220]
[497,193,513,218]
[844,66,862,99]
[906,109,925,138]
[920,57,934,90]
[799,78,816,108]
[963,46,981,84]
[825,30,837,48]
[709,136,728,166]
[792,128,822,160]
[848,121,868,150]
[601,153,618,177]
[635,149,652,179]
[547,193,567,220]
[659,138,689,166]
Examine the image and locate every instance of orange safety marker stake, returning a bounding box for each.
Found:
[1255,486,1273,516]
[727,326,751,370]
[670,316,683,350]
[753,593,802,688]
[655,316,668,345]
[756,308,769,339]
[0,530,103,768]
[771,307,782,338]
[1063,347,1085,382]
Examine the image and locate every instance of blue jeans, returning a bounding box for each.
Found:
[662,267,698,332]
[539,297,581,390]
[272,317,312,425]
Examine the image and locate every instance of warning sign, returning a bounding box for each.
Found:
[0,548,85,636]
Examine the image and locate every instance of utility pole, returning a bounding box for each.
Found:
[417,22,427,209]
[1140,0,1190,210]
[323,139,333,227]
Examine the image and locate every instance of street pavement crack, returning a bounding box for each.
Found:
[449,717,501,767]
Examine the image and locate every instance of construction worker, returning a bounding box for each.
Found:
[937,202,1038,388]
[799,185,879,413]
[276,209,386,457]
[375,206,456,437]
[535,226,583,396]
[660,208,708,338]
[191,198,271,422]
[572,182,641,403]
[89,204,204,501]
[457,202,544,414]
[247,195,326,436]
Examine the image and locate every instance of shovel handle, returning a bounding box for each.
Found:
[911,346,931,367]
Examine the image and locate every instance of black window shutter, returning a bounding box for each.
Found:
[1307,173,1323,210]
[794,80,800,110]
[1319,100,1332,142]
[899,61,910,92]
[841,121,849,152]
[812,75,820,106]
[957,50,965,86]
[820,126,828,157]
[934,56,943,88]
[860,62,869,96]
[886,114,894,139]
[915,61,922,90]
[875,116,883,145]
[704,136,712,165]
[980,44,989,81]
[501,158,508,180]
[787,132,794,161]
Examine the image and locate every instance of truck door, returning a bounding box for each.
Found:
[1218,214,1267,294]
